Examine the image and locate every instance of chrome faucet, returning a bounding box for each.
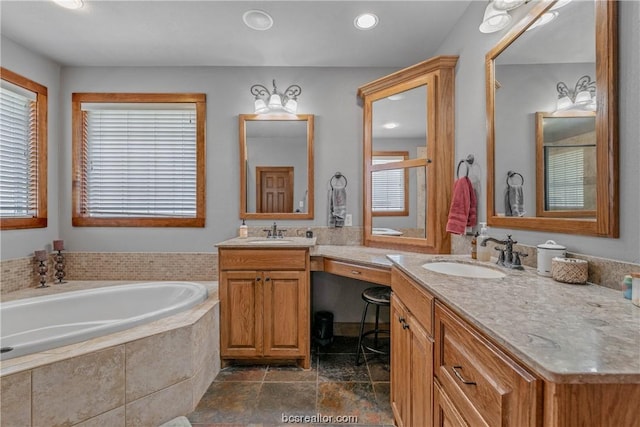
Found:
[480,235,527,270]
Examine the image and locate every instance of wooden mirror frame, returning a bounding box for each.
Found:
[239,114,315,220]
[486,0,618,237]
[358,56,458,253]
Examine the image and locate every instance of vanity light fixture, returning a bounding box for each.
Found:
[251,80,302,114]
[526,11,558,31]
[354,13,379,30]
[556,75,596,111]
[479,2,512,33]
[51,0,84,9]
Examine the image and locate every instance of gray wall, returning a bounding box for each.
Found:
[436,0,640,263]
[0,37,61,259]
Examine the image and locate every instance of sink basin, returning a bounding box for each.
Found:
[421,261,506,279]
[251,240,293,244]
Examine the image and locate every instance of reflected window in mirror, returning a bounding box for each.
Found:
[372,151,409,217]
[239,114,314,220]
[486,0,617,237]
[536,111,596,218]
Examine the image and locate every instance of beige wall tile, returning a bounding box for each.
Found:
[0,370,31,427]
[125,378,193,427]
[125,327,193,403]
[74,406,125,427]
[32,346,125,426]
[191,304,220,406]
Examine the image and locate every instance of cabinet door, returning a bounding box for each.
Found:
[391,295,410,427]
[408,313,433,427]
[220,270,263,358]
[262,270,309,361]
[434,381,469,427]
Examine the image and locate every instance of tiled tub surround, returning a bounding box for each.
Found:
[388,253,640,384]
[0,281,220,427]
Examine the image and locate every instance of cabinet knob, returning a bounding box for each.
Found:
[402,322,410,330]
[256,277,261,282]
[265,277,271,281]
[398,316,405,324]
[451,365,476,385]
[351,270,362,275]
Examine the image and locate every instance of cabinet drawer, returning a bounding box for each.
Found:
[435,303,540,427]
[391,268,434,335]
[323,259,390,286]
[219,248,307,271]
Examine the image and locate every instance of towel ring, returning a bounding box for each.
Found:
[330,172,347,189]
[456,154,475,178]
[506,171,524,186]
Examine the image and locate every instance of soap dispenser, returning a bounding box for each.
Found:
[239,219,248,238]
[477,222,491,262]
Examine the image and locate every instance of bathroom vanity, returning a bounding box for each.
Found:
[217,237,316,369]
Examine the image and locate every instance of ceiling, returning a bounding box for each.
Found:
[0,0,472,68]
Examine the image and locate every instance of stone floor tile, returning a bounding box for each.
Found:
[264,365,317,382]
[215,365,267,382]
[188,382,261,424]
[365,356,390,382]
[317,382,390,425]
[318,353,371,382]
[253,382,317,424]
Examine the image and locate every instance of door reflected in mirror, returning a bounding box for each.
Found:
[239,114,314,220]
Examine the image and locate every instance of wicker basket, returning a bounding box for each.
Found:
[551,257,588,284]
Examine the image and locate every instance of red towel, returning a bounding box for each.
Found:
[446,177,477,235]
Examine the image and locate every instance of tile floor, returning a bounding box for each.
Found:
[187,336,394,427]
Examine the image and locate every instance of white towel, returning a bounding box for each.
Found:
[328,187,346,227]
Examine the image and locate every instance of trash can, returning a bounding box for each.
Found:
[313,311,334,346]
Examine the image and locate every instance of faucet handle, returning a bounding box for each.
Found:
[495,247,505,265]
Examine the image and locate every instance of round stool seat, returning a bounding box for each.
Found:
[362,286,391,305]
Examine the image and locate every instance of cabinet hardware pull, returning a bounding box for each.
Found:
[256,277,261,282]
[265,277,271,281]
[452,366,476,385]
[351,270,362,275]
[402,322,410,330]
[398,317,405,323]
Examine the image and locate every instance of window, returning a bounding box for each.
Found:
[0,68,48,230]
[544,146,596,212]
[72,93,206,227]
[371,151,408,216]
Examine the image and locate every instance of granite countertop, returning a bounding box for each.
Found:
[311,245,414,268]
[387,253,640,384]
[216,236,317,248]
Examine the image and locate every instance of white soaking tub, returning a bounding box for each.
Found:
[0,282,208,360]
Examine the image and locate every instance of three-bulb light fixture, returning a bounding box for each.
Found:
[479,0,571,34]
[251,80,302,114]
[556,75,596,111]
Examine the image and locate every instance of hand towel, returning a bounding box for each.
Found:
[328,187,346,227]
[505,184,525,217]
[446,177,477,235]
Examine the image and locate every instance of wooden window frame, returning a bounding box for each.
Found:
[372,150,409,217]
[71,93,206,227]
[0,68,48,230]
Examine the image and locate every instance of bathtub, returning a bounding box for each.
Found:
[0,282,208,360]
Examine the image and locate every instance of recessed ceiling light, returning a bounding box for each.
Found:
[51,0,83,9]
[354,13,379,30]
[382,122,399,129]
[243,10,274,31]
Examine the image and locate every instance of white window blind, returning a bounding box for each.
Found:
[545,147,584,210]
[82,104,197,218]
[0,84,37,218]
[372,156,405,212]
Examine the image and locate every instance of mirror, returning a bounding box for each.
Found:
[359,56,458,253]
[536,111,596,218]
[486,0,618,236]
[239,114,314,220]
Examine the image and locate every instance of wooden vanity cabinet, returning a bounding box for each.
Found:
[219,248,310,368]
[434,302,541,427]
[391,268,434,427]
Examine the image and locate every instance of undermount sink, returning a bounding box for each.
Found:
[422,261,506,279]
[251,239,293,244]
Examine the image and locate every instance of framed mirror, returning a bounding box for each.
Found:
[359,56,458,253]
[486,0,618,237]
[239,114,314,220]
